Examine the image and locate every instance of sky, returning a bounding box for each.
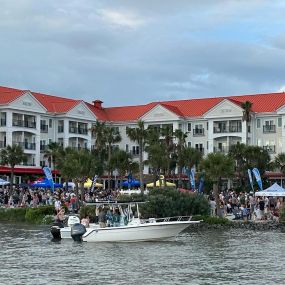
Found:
[1,0,285,107]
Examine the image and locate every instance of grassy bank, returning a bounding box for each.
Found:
[0,206,54,224]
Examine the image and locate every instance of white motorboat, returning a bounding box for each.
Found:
[70,203,201,242]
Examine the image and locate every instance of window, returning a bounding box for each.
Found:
[206,122,208,130]
[257,119,260,128]
[132,146,139,155]
[49,119,53,128]
[126,144,129,153]
[187,123,191,132]
[207,141,209,149]
[278,117,282,128]
[178,124,182,130]
[188,141,191,147]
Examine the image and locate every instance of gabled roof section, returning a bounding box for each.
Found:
[103,103,157,122]
[32,91,80,113]
[0,86,26,104]
[160,103,185,117]
[85,102,109,121]
[229,92,285,113]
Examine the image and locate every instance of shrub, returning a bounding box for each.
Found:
[139,188,210,218]
[0,208,27,222]
[25,206,55,224]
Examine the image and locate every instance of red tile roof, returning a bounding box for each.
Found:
[1,85,285,122]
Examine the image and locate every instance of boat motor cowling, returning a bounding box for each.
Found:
[50,221,64,240]
[71,223,86,242]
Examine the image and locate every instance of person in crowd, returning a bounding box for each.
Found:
[98,208,107,228]
[259,197,265,220]
[81,215,90,227]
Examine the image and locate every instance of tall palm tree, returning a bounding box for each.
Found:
[274,153,285,174]
[43,142,63,170]
[182,147,203,189]
[126,120,148,192]
[105,126,122,191]
[228,142,247,188]
[90,120,108,159]
[0,144,27,194]
[173,129,188,187]
[241,101,253,145]
[201,153,235,215]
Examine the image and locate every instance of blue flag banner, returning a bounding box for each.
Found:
[198,175,204,194]
[90,175,97,193]
[252,168,263,191]
[248,169,254,191]
[127,173,132,189]
[186,167,195,190]
[43,167,54,191]
[190,167,196,190]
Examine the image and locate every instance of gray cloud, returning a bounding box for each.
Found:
[0,0,285,107]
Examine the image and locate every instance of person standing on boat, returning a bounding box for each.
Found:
[98,208,107,228]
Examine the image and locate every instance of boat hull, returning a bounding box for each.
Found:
[82,221,199,242]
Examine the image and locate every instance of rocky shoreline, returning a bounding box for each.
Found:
[187,220,285,232]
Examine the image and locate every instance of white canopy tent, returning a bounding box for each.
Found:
[0,178,9,186]
[255,183,285,197]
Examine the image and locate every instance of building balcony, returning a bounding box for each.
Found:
[0,141,6,148]
[263,145,276,154]
[213,126,242,133]
[69,126,78,134]
[58,126,64,133]
[213,146,229,153]
[12,141,36,150]
[193,128,205,136]
[12,120,36,129]
[78,128,88,135]
[40,145,47,152]
[195,147,204,155]
[263,125,276,133]
[0,118,6,126]
[40,125,48,133]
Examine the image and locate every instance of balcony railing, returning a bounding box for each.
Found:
[0,118,6,126]
[213,146,229,153]
[40,145,47,152]
[263,125,276,133]
[12,120,36,128]
[78,128,88,135]
[40,125,48,133]
[12,141,36,150]
[193,128,205,136]
[263,145,276,154]
[0,141,6,148]
[69,126,78,133]
[58,126,64,133]
[213,126,242,133]
[195,148,204,155]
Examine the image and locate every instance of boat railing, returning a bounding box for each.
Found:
[141,216,192,224]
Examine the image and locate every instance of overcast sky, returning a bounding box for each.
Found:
[1,0,285,107]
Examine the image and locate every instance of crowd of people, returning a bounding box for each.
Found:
[209,190,283,222]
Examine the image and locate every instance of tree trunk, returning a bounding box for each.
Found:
[80,181,85,202]
[139,140,144,192]
[10,167,14,196]
[107,146,111,191]
[213,183,220,217]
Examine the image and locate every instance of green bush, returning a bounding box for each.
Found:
[25,206,55,224]
[193,215,230,225]
[0,208,27,222]
[139,188,210,218]
[79,206,97,220]
[279,205,285,224]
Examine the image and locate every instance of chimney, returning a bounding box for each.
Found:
[92,100,103,109]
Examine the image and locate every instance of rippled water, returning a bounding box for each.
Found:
[0,223,284,285]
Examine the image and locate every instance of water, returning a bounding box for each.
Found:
[0,224,284,285]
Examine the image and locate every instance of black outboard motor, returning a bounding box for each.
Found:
[71,223,86,242]
[50,221,64,240]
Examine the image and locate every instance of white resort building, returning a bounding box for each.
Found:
[0,85,285,184]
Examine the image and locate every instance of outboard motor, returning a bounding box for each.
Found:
[71,223,86,242]
[50,221,64,240]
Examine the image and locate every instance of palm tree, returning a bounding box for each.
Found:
[104,126,122,190]
[201,153,235,215]
[0,144,27,194]
[228,142,247,188]
[90,120,108,159]
[181,147,203,189]
[110,149,133,188]
[241,101,253,145]
[173,129,188,187]
[126,120,148,192]
[274,153,285,174]
[43,142,63,170]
